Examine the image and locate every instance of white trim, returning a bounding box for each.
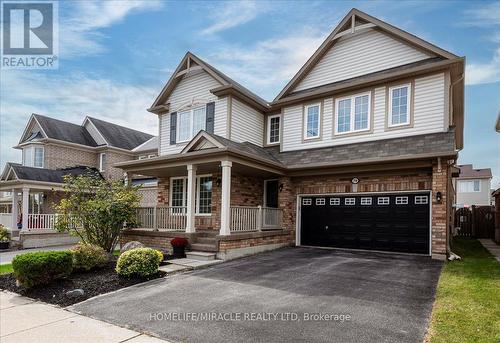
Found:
[334,91,371,135]
[83,117,110,146]
[169,174,213,215]
[303,102,322,140]
[99,152,106,172]
[266,114,281,145]
[387,83,411,127]
[176,105,206,143]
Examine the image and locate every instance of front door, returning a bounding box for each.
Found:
[264,180,279,208]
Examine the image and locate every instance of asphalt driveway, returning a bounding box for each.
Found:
[71,248,442,343]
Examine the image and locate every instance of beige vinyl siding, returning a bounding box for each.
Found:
[293,29,432,93]
[84,121,107,145]
[282,72,446,151]
[159,70,225,155]
[230,98,264,146]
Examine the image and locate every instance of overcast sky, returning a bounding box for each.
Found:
[1,0,499,187]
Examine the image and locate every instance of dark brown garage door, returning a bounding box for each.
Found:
[300,193,430,254]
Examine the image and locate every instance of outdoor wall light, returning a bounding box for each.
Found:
[279,183,284,192]
[436,192,442,203]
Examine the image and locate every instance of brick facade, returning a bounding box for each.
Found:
[431,163,450,258]
[44,144,97,170]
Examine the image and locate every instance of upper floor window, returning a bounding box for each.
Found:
[388,84,411,127]
[177,106,206,143]
[304,103,321,139]
[458,180,480,193]
[267,114,280,144]
[23,146,44,168]
[99,153,106,172]
[335,92,371,134]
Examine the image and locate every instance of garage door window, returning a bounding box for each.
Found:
[302,198,312,205]
[330,198,340,205]
[316,198,326,205]
[396,196,408,205]
[415,195,428,204]
[378,197,389,205]
[360,197,372,205]
[345,198,355,205]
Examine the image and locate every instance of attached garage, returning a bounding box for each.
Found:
[299,192,431,255]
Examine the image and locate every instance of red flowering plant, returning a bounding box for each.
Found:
[170,237,189,248]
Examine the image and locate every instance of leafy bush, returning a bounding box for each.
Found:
[12,251,73,287]
[170,237,188,248]
[71,243,108,271]
[116,248,162,278]
[0,225,10,241]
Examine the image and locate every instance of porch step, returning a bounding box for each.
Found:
[189,243,218,253]
[196,237,217,245]
[185,251,216,261]
[195,230,218,238]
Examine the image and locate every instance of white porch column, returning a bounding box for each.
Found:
[22,187,29,230]
[11,189,18,230]
[186,164,197,233]
[220,161,232,236]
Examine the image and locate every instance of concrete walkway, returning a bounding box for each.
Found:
[0,291,169,342]
[0,245,75,265]
[479,239,500,262]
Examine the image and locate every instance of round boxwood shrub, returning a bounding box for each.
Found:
[116,248,163,278]
[12,251,73,288]
[71,243,108,271]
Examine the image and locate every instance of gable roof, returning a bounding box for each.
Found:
[7,165,102,184]
[86,117,154,150]
[149,52,269,113]
[274,8,459,101]
[457,164,492,179]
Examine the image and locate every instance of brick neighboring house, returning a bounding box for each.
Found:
[453,164,493,207]
[0,114,157,247]
[116,9,463,260]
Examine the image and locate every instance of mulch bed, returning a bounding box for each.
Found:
[0,259,166,307]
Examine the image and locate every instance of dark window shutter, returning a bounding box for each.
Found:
[170,112,177,145]
[206,102,215,134]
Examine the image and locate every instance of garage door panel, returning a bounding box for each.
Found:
[300,193,430,254]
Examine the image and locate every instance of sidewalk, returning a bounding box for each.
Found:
[0,245,75,265]
[478,239,500,262]
[0,291,169,343]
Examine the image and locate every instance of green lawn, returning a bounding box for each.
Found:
[0,263,13,275]
[427,238,500,343]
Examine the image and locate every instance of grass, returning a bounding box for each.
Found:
[112,250,120,257]
[0,264,13,275]
[427,238,500,343]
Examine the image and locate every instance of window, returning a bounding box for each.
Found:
[170,176,213,214]
[177,106,206,143]
[267,115,280,144]
[388,84,411,127]
[148,154,156,159]
[28,193,43,214]
[138,155,147,160]
[23,147,32,166]
[378,197,390,205]
[302,198,312,206]
[22,146,44,168]
[415,195,428,204]
[316,198,325,205]
[33,147,44,168]
[361,197,372,205]
[396,196,408,205]
[335,92,371,134]
[304,103,321,139]
[458,180,481,193]
[99,153,106,172]
[345,198,355,205]
[330,198,340,206]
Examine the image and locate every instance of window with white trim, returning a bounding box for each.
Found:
[330,198,340,206]
[415,195,428,204]
[148,154,156,158]
[304,103,320,139]
[316,198,325,205]
[335,92,371,134]
[138,155,147,160]
[302,198,312,205]
[99,153,106,172]
[22,146,44,168]
[33,147,44,168]
[345,198,355,205]
[388,84,411,127]
[395,196,408,205]
[378,197,390,205]
[170,175,213,214]
[267,114,280,144]
[360,197,372,205]
[177,106,206,143]
[458,180,481,193]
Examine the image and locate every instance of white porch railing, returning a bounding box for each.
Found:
[230,206,283,232]
[136,206,187,231]
[27,214,59,230]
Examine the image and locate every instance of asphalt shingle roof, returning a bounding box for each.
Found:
[32,114,97,147]
[88,117,154,150]
[11,165,102,183]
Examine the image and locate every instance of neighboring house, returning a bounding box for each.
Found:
[0,114,156,246]
[454,164,493,207]
[117,8,465,260]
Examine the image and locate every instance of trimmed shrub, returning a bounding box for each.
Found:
[116,248,162,278]
[0,225,9,241]
[71,243,108,271]
[12,251,73,288]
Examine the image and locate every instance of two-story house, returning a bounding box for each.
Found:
[0,114,157,247]
[454,164,493,207]
[117,8,464,260]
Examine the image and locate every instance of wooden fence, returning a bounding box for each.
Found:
[454,205,495,238]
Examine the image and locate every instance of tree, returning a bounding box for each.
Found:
[55,171,140,252]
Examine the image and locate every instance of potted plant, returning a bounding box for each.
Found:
[0,225,10,250]
[170,237,188,258]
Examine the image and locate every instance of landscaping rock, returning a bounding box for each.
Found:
[65,288,85,297]
[120,241,145,253]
